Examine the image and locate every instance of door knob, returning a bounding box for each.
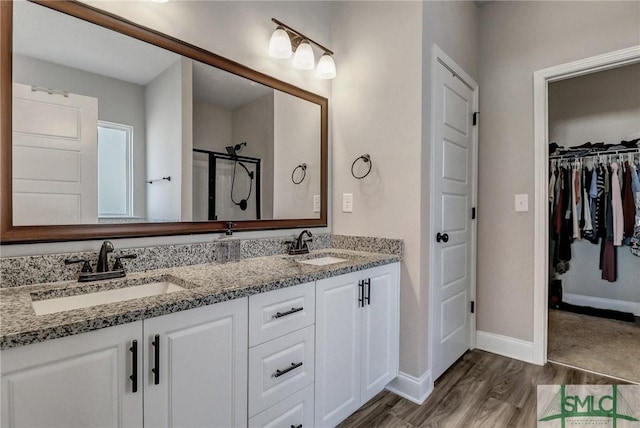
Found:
[436,232,449,243]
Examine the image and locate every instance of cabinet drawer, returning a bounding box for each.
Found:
[249,282,315,346]
[249,325,315,417]
[248,383,313,428]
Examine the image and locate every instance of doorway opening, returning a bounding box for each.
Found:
[534,46,640,382]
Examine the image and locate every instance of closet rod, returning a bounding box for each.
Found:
[549,147,639,160]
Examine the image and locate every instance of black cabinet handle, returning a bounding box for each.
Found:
[273,362,303,378]
[152,334,160,385]
[291,425,303,428]
[358,280,364,307]
[273,307,304,319]
[129,340,138,393]
[436,232,449,243]
[365,279,371,305]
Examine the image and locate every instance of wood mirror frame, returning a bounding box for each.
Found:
[0,0,328,244]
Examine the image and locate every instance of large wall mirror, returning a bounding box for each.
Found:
[0,0,328,243]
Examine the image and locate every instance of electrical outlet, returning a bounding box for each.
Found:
[342,193,353,213]
[515,194,528,212]
[313,195,321,213]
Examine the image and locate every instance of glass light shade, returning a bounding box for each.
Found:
[316,53,336,79]
[269,27,292,59]
[293,41,315,70]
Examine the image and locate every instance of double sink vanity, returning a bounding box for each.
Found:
[0,239,401,428]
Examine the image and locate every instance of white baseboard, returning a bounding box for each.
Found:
[386,370,433,405]
[476,330,535,364]
[563,293,640,317]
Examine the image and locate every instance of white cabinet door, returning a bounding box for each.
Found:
[315,263,400,427]
[314,271,362,428]
[143,298,248,428]
[360,264,399,404]
[1,322,143,428]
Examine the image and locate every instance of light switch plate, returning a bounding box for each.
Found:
[515,194,528,212]
[342,193,353,213]
[313,195,321,213]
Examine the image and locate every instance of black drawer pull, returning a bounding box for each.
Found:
[365,279,371,305]
[152,334,160,385]
[273,307,304,319]
[129,340,138,393]
[291,425,303,428]
[358,280,364,307]
[273,362,303,378]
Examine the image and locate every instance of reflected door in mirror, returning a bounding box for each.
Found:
[12,83,98,225]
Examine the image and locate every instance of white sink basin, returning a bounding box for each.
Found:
[32,281,185,315]
[297,256,348,266]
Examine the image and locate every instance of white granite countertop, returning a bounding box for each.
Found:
[0,249,401,350]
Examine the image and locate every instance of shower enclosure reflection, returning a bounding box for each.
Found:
[193,148,261,221]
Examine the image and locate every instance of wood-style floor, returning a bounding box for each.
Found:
[338,349,626,428]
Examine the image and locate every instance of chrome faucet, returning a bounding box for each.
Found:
[97,240,114,272]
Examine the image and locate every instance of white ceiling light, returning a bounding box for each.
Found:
[269,18,336,79]
[268,27,292,59]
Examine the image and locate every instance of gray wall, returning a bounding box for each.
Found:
[331,1,479,378]
[549,63,640,146]
[145,60,184,222]
[13,54,147,218]
[233,93,275,220]
[477,1,640,341]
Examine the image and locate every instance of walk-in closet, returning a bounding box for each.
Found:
[547,63,640,383]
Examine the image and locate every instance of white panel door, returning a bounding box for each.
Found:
[0,322,143,428]
[431,58,476,381]
[360,264,399,404]
[12,82,98,225]
[315,272,362,428]
[143,298,248,428]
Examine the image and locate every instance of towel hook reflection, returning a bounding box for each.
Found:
[291,163,307,184]
[351,154,372,179]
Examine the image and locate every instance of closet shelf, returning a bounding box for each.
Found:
[549,147,639,160]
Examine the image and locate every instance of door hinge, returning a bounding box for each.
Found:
[473,112,479,126]
[470,301,475,314]
[471,207,476,220]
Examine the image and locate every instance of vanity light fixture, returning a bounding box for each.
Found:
[269,18,336,79]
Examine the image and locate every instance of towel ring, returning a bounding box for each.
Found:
[291,163,307,184]
[351,154,372,179]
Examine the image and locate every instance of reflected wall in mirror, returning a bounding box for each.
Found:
[0,0,327,243]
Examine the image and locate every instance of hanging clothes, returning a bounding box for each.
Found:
[610,162,624,246]
[582,166,594,239]
[622,161,635,238]
[549,148,640,276]
[600,165,617,282]
[559,167,573,262]
[571,166,581,240]
[630,162,640,257]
